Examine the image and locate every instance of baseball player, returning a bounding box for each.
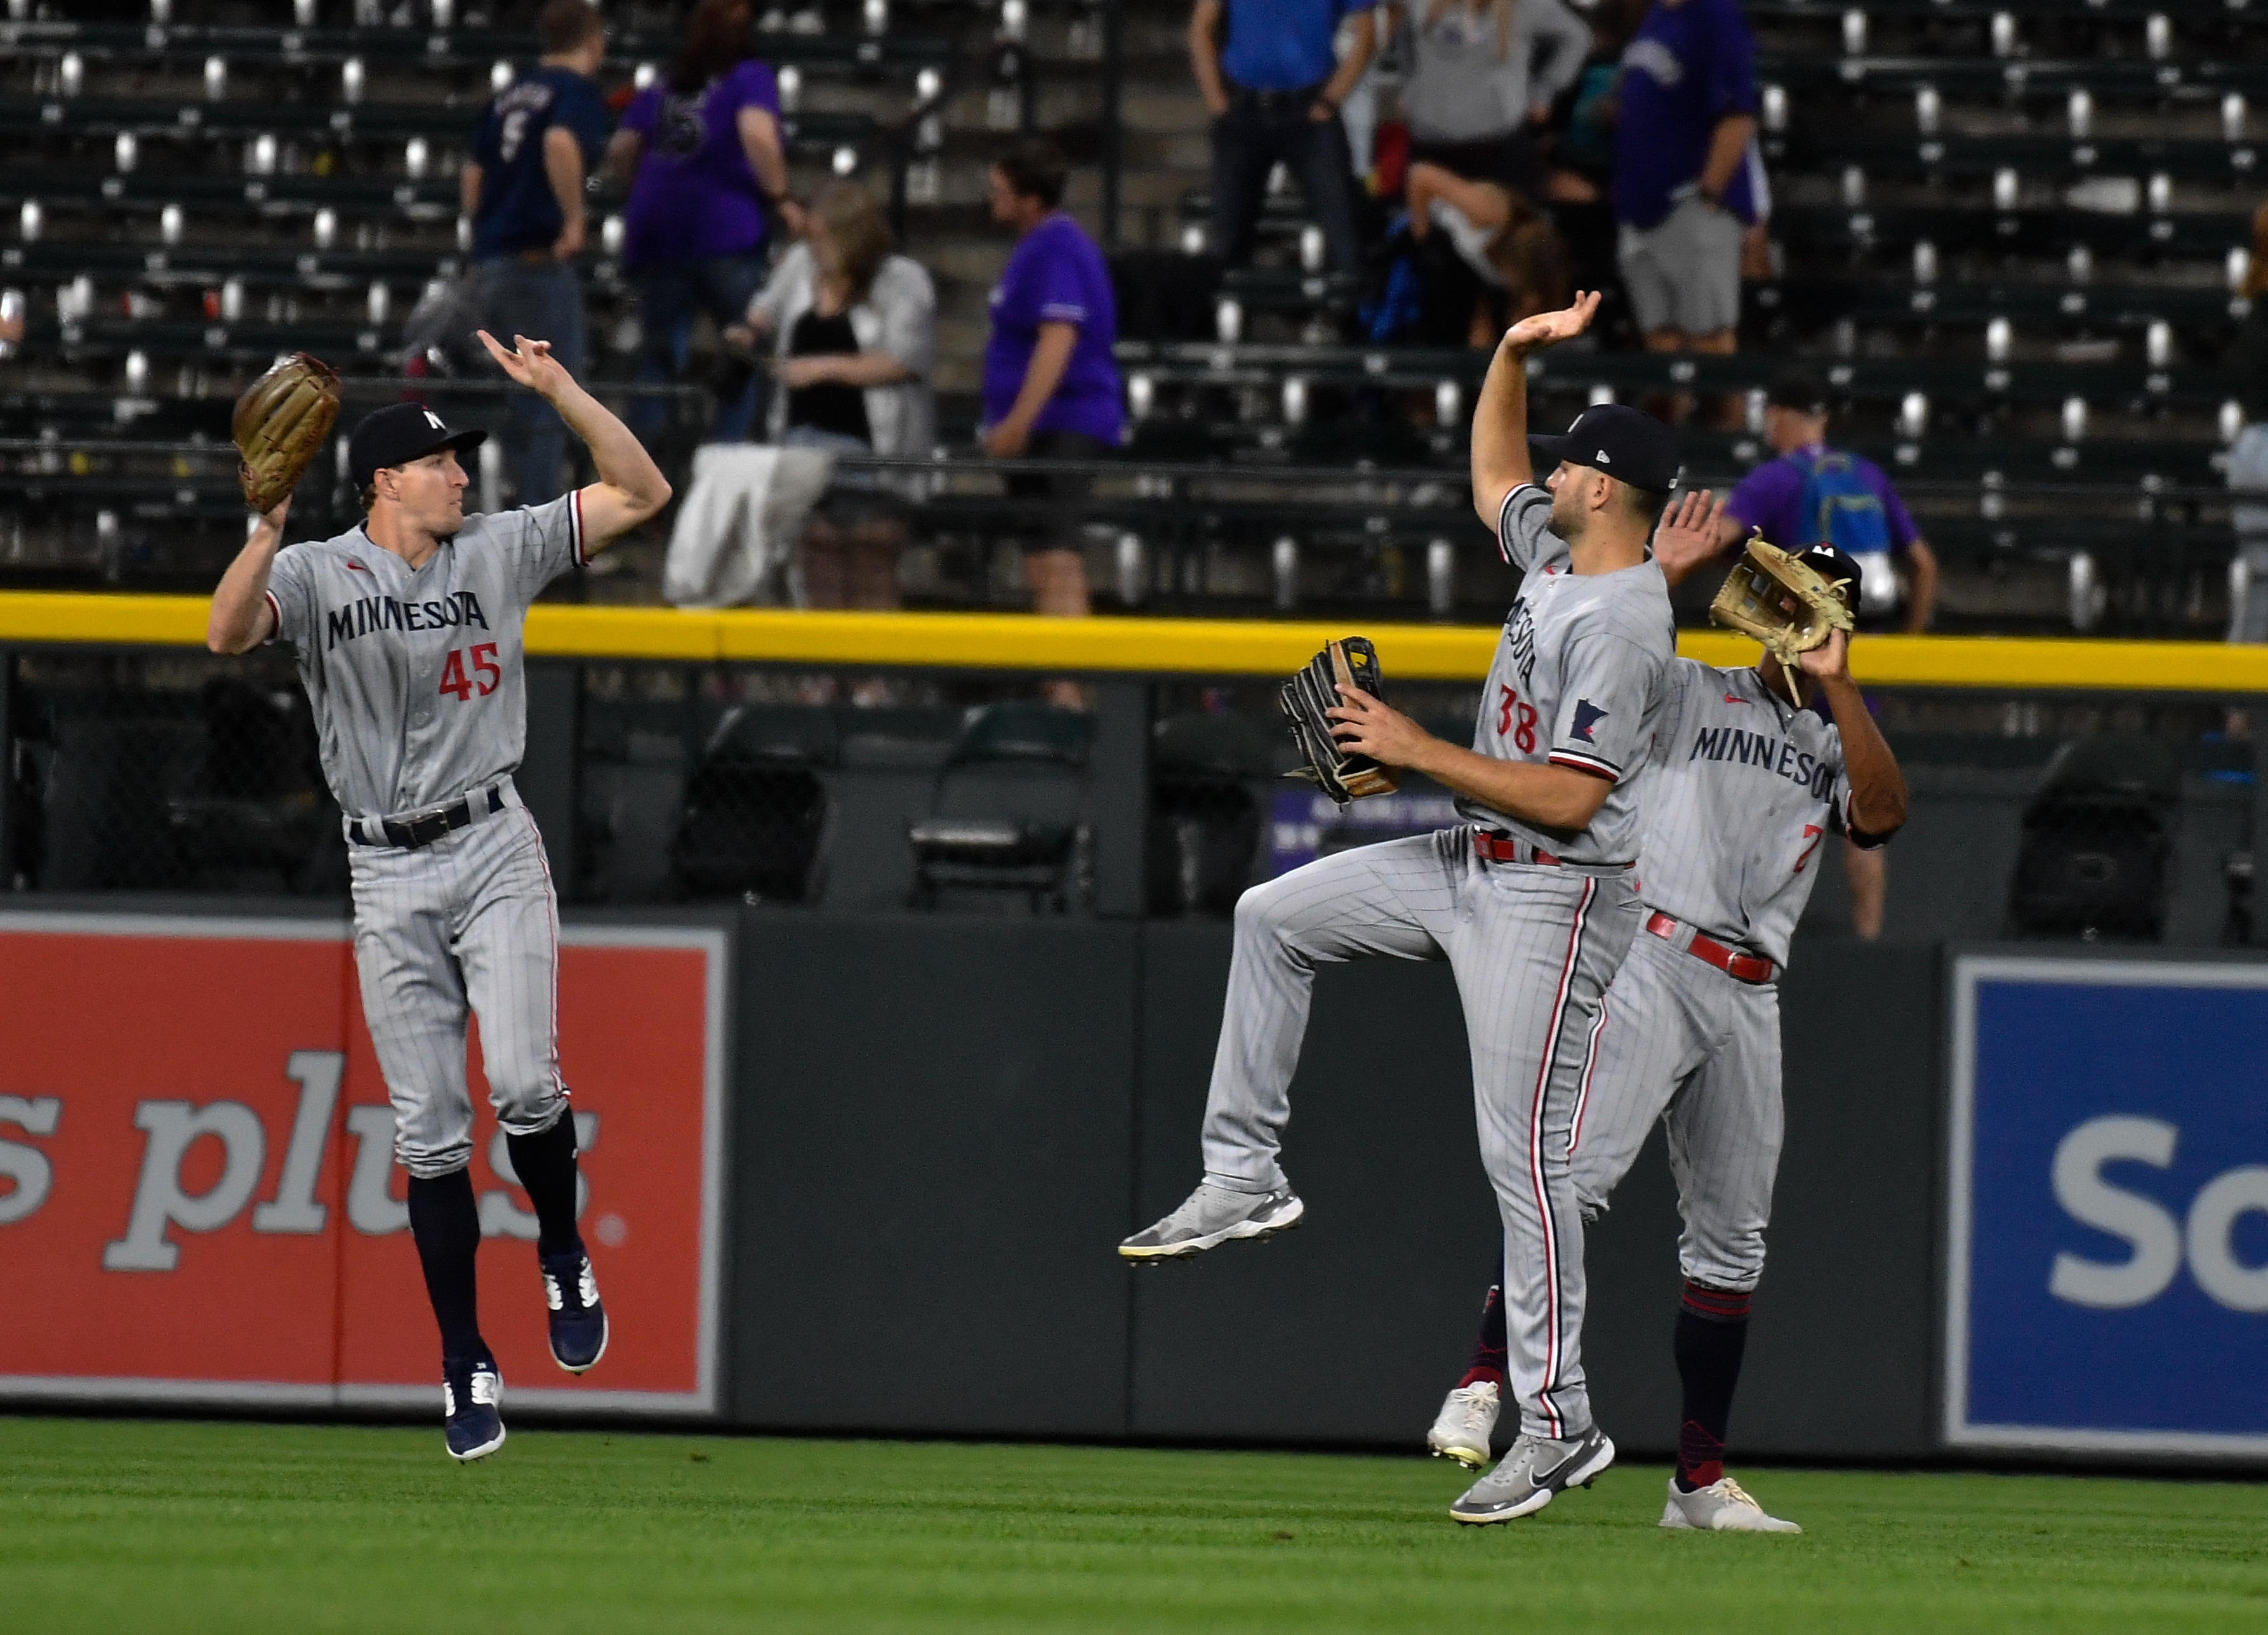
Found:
[1422,513,1907,1531]
[206,332,671,1461]
[1122,291,1679,1524]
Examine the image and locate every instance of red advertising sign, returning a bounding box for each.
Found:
[0,912,727,1415]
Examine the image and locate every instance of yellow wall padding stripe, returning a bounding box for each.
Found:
[0,592,2264,692]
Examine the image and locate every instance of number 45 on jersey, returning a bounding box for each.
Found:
[439,642,500,702]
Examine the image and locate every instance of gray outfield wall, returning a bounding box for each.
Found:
[724,913,1942,1461]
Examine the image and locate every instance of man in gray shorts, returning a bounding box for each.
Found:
[1422,507,1907,1532]
[206,331,671,1460]
[1123,291,1679,1525]
[1613,0,1762,359]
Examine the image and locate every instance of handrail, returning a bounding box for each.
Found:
[3,593,2266,691]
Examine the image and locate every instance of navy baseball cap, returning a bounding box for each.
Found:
[348,400,487,491]
[1793,541,1863,610]
[1527,404,1681,494]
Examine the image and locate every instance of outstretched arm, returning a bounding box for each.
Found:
[209,499,291,653]
[1470,289,1600,529]
[1798,631,1907,837]
[477,330,672,552]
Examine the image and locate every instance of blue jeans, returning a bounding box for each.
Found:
[1209,91,1363,274]
[473,257,586,506]
[628,252,769,445]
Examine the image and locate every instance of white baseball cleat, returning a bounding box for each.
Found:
[1118,1182,1304,1261]
[1424,1380,1501,1469]
[1659,1474,1803,1533]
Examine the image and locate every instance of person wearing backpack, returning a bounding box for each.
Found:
[1652,372,1936,941]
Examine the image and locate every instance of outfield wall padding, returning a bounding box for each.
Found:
[720,915,1942,1460]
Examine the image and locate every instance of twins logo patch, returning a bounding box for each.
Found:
[1570,699,1610,743]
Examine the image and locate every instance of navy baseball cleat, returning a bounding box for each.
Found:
[443,1356,505,1462]
[540,1246,609,1373]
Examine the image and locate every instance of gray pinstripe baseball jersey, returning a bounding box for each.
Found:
[1195,485,1673,1441]
[1463,485,1676,864]
[266,493,587,1179]
[1562,657,1890,1292]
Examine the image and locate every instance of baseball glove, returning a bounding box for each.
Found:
[232,352,341,513]
[1280,636,1401,806]
[1710,529,1857,691]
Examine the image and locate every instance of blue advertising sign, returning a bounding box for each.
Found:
[1947,954,2268,1455]
[1267,788,1460,878]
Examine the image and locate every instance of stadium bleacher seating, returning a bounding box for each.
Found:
[0,0,2260,633]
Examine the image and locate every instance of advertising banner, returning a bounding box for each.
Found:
[1947,953,2268,1455]
[0,912,727,1415]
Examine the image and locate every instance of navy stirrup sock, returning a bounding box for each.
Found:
[1673,1280,1753,1492]
[406,1169,486,1364]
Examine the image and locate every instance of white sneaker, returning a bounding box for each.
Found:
[1424,1380,1501,1469]
[1659,1474,1802,1533]
[1118,1182,1304,1261]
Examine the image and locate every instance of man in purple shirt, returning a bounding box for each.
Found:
[1654,372,1938,941]
[604,0,798,444]
[1614,0,1760,359]
[982,139,1122,665]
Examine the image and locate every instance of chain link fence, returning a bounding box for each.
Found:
[5,647,2264,948]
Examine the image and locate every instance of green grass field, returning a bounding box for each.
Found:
[6,1419,2266,1634]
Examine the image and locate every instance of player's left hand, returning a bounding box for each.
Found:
[1796,627,1852,684]
[477,331,573,399]
[1328,683,1433,769]
[982,421,1030,459]
[1652,487,1727,578]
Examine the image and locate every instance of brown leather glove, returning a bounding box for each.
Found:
[232,352,341,513]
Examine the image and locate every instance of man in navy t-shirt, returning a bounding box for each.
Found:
[461,0,611,505]
[1188,0,1377,274]
[1613,0,1760,357]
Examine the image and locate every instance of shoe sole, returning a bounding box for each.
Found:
[1450,1434,1615,1525]
[449,1422,506,1463]
[1428,1439,1491,1470]
[1117,1196,1306,1261]
[552,1311,610,1375]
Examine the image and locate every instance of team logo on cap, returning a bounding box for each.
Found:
[423,410,445,431]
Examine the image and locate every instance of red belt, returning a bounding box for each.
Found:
[1473,831,1560,866]
[1646,911,1777,984]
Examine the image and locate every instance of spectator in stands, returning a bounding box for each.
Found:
[1189,0,1377,275]
[982,139,1122,651]
[460,0,611,506]
[1613,0,1761,367]
[1656,372,1937,941]
[2226,205,2268,689]
[726,181,937,611]
[1394,0,1591,209]
[606,0,799,447]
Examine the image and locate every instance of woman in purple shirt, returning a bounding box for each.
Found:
[604,0,800,443]
[981,140,1122,639]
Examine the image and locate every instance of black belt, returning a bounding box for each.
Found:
[1226,79,1329,115]
[349,785,504,850]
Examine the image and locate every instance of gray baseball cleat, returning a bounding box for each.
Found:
[1448,1424,1615,1524]
[1426,1379,1502,1469]
[1659,1474,1803,1533]
[1118,1182,1305,1261]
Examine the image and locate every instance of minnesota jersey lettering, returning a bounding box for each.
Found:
[1687,724,1839,802]
[326,591,490,649]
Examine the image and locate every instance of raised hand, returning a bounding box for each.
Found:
[476,330,573,399]
[1652,487,1729,579]
[1502,289,1602,354]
